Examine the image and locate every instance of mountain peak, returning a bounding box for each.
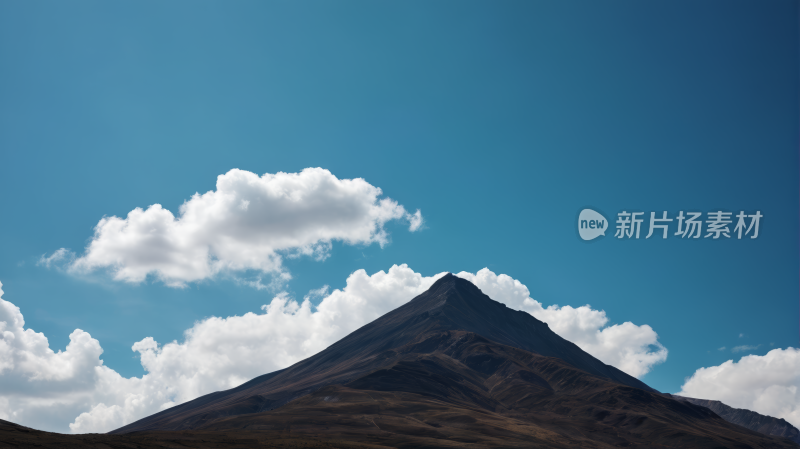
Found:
[398,273,654,392]
[416,272,495,309]
[428,272,460,291]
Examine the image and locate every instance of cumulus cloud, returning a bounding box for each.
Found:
[0,280,126,432]
[0,266,665,434]
[48,168,422,287]
[679,348,800,427]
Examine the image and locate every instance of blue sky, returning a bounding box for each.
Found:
[0,0,798,433]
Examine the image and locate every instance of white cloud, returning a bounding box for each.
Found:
[50,168,422,288]
[0,266,665,434]
[0,280,128,432]
[679,348,800,427]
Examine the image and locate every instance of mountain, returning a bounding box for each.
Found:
[111,273,652,433]
[669,395,800,444]
[99,274,798,448]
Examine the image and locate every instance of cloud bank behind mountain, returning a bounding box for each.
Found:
[0,266,668,433]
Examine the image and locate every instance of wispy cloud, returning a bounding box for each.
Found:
[304,285,330,301]
[234,272,292,292]
[37,248,75,269]
[732,344,760,353]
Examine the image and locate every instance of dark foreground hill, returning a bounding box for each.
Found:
[0,418,370,448]
[2,274,797,448]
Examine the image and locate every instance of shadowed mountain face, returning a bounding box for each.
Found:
[669,395,800,444]
[97,274,798,448]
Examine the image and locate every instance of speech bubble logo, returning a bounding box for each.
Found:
[578,209,607,241]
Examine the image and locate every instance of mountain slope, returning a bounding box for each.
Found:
[197,329,798,448]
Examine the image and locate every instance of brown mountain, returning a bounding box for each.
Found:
[3,274,797,448]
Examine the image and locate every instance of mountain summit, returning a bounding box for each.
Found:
[377,273,653,390]
[106,274,797,448]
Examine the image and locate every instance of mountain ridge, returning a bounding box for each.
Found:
[668,394,800,443]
